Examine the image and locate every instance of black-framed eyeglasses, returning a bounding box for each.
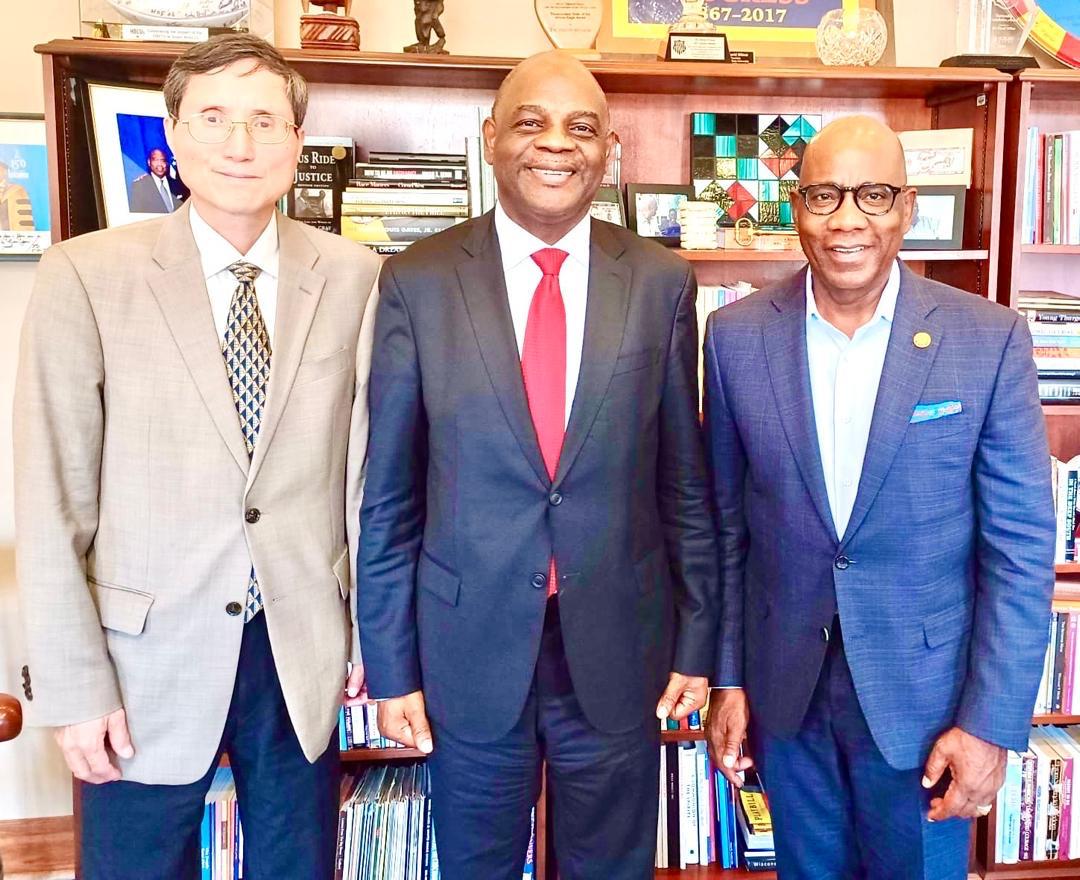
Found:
[173,111,298,145]
[796,183,906,216]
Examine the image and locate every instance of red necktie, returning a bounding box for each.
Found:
[521,248,568,598]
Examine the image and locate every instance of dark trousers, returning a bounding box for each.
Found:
[427,597,661,880]
[753,620,971,880]
[80,612,340,880]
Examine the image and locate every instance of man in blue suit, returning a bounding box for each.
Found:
[358,52,718,879]
[704,116,1055,878]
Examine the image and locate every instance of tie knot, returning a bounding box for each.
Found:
[228,261,260,285]
[532,248,568,278]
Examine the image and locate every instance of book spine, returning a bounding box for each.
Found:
[1055,612,1069,712]
[1066,613,1078,714]
[1021,752,1036,861]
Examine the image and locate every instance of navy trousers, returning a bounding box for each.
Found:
[427,597,661,880]
[753,620,971,880]
[80,612,340,880]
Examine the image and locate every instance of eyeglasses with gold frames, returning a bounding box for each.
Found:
[173,111,298,145]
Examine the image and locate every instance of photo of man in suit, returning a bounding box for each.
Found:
[703,115,1055,878]
[127,147,187,214]
[358,51,719,879]
[15,34,379,879]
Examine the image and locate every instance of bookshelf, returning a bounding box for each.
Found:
[34,40,1013,880]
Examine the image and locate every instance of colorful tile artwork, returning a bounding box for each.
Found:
[690,112,821,228]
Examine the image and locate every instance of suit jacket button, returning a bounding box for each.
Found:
[821,626,830,643]
[245,508,261,524]
[226,602,243,616]
[531,573,547,589]
[549,492,563,506]
[834,555,851,570]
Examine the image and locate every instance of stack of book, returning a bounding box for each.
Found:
[696,282,758,406]
[1017,291,1080,403]
[1021,127,1080,245]
[200,767,243,880]
[656,740,718,869]
[993,725,1080,864]
[1033,598,1080,714]
[287,136,354,236]
[341,152,471,255]
[735,771,775,872]
[338,703,409,751]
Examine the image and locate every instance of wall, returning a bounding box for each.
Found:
[0,0,1039,823]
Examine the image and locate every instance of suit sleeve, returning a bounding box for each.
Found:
[702,312,749,688]
[658,266,720,679]
[357,261,428,700]
[955,313,1055,751]
[14,244,123,726]
[345,265,382,668]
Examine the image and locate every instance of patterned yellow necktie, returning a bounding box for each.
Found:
[223,260,271,620]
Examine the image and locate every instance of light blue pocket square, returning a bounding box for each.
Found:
[910,401,963,424]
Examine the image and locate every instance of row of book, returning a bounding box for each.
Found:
[1053,454,1080,564]
[696,282,758,406]
[655,741,774,872]
[338,703,409,752]
[199,763,536,880]
[1017,291,1080,403]
[1033,602,1080,715]
[994,725,1080,863]
[1021,126,1080,246]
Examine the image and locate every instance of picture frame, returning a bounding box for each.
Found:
[78,0,274,42]
[626,183,694,247]
[590,184,626,227]
[82,81,190,229]
[598,0,876,59]
[903,185,966,250]
[0,113,51,260]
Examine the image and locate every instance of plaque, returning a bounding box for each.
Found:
[663,0,729,61]
[535,0,603,55]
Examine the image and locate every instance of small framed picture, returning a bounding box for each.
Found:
[903,185,966,250]
[626,183,694,247]
[82,81,190,228]
[0,113,51,260]
[590,184,626,227]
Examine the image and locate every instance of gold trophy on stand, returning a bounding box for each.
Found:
[663,0,728,61]
[300,0,361,51]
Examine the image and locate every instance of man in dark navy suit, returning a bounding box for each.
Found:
[358,51,719,879]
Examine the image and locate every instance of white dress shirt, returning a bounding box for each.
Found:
[805,261,900,539]
[189,204,280,345]
[494,202,591,428]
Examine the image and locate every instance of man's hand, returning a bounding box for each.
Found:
[344,663,367,708]
[656,672,709,723]
[377,690,433,754]
[54,708,134,784]
[705,687,754,788]
[922,726,1006,821]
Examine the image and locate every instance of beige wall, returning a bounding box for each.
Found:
[0,0,1007,823]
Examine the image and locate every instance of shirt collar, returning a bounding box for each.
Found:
[494,202,592,271]
[805,260,900,328]
[188,202,279,282]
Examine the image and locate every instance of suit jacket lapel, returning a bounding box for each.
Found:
[147,203,250,476]
[763,269,837,543]
[456,214,550,486]
[247,214,326,487]
[553,221,631,488]
[840,265,942,546]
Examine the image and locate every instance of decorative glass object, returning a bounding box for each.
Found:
[815,8,888,67]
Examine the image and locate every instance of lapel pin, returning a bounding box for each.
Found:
[913,331,932,349]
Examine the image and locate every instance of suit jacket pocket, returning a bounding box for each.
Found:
[89,579,154,636]
[923,599,972,648]
[613,347,660,376]
[333,548,350,601]
[294,347,349,386]
[418,550,461,607]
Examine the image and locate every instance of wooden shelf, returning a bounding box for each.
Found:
[1033,713,1080,725]
[34,41,1007,100]
[1056,563,1080,576]
[1017,68,1080,102]
[341,746,425,761]
[980,862,1080,878]
[676,249,989,263]
[1022,245,1080,255]
[656,868,774,878]
[661,729,707,743]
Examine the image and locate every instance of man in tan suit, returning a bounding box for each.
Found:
[14,35,378,879]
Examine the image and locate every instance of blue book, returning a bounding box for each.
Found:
[338,707,347,751]
[199,803,212,880]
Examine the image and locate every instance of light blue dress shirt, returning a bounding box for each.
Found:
[805,261,900,539]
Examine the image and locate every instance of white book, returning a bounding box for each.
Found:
[678,742,700,867]
[1000,750,1024,863]
[695,743,711,865]
[657,746,667,868]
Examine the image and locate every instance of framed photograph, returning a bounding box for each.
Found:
[598,0,876,58]
[903,186,966,250]
[79,0,274,41]
[83,81,191,228]
[898,128,973,188]
[590,184,626,227]
[626,183,694,247]
[0,113,51,260]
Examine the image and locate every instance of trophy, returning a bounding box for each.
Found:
[663,0,729,61]
[535,0,603,59]
[300,0,360,51]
